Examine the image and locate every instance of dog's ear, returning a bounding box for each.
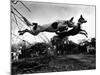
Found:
[70,17,74,22]
[80,15,83,18]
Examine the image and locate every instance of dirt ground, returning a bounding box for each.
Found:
[11,54,96,75]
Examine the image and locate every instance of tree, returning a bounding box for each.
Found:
[90,38,96,47]
[51,36,79,55]
[78,40,89,53]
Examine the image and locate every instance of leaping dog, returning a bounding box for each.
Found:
[18,17,74,36]
[56,15,88,38]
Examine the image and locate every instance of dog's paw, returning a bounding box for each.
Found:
[18,31,24,35]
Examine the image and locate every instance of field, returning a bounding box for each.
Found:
[11,54,96,75]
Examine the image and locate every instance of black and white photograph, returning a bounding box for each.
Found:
[11,0,96,75]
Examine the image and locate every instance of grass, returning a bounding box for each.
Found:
[11,54,96,75]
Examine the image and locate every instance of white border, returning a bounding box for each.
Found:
[0,0,99,75]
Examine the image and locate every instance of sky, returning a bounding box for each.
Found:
[11,1,95,44]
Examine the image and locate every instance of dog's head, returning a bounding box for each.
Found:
[66,17,75,27]
[78,15,87,24]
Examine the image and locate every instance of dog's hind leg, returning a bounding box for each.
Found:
[18,29,29,35]
[80,29,88,34]
[79,31,88,38]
